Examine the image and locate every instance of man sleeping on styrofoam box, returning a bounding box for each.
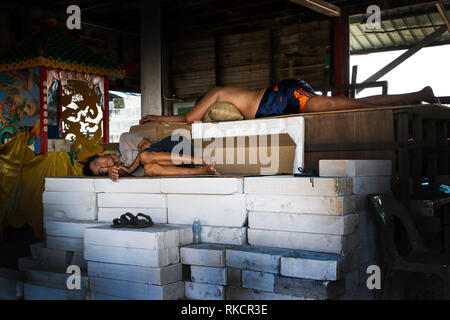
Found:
[83,101,296,180]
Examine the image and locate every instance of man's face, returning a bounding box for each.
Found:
[89,155,115,175]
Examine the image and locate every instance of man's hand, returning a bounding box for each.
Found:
[108,166,120,182]
[140,115,154,124]
[138,138,152,153]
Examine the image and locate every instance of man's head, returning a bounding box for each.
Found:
[83,153,115,176]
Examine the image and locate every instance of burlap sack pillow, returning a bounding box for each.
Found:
[202,102,244,122]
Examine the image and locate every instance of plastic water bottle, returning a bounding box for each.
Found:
[192,218,201,244]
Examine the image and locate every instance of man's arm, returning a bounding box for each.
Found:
[108,166,129,182]
[140,114,186,124]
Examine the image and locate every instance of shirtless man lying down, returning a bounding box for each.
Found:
[140,78,439,124]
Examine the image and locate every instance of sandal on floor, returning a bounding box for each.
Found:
[134,213,153,228]
[110,212,136,228]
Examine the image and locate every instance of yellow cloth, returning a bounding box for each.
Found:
[202,102,244,122]
[0,132,83,241]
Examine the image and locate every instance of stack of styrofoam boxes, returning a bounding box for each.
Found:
[319,159,392,299]
[165,177,248,246]
[180,243,349,300]
[95,178,168,224]
[163,177,249,300]
[22,177,106,300]
[243,174,360,299]
[87,177,191,300]
[83,224,191,300]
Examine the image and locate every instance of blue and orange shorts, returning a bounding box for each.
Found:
[255,79,316,118]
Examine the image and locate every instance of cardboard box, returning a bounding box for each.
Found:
[193,133,296,175]
[129,122,192,141]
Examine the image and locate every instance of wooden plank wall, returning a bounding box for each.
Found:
[165,19,332,109]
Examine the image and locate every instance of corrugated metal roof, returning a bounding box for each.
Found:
[350,2,450,54]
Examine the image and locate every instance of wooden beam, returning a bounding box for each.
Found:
[358,24,448,94]
[436,3,450,32]
[289,0,341,17]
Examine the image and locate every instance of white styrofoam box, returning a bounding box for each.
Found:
[191,116,305,174]
[244,176,353,196]
[242,270,275,292]
[94,177,161,193]
[42,191,97,207]
[226,246,284,274]
[18,257,41,272]
[87,261,182,286]
[44,220,106,238]
[248,229,358,255]
[184,281,225,300]
[352,176,391,195]
[90,277,184,300]
[226,286,305,300]
[0,269,23,300]
[190,266,227,285]
[248,212,358,236]
[25,265,89,291]
[161,177,243,194]
[44,204,98,221]
[47,236,84,253]
[180,244,236,267]
[24,282,89,300]
[246,194,357,215]
[84,244,179,267]
[319,160,392,177]
[274,275,344,300]
[172,224,247,246]
[168,194,247,227]
[31,246,86,270]
[97,193,166,208]
[84,224,190,250]
[227,268,241,287]
[97,208,167,224]
[45,177,95,193]
[280,250,360,281]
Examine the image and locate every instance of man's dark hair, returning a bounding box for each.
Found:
[83,154,100,176]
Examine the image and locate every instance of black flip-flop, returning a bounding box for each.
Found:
[110,212,136,228]
[134,213,153,228]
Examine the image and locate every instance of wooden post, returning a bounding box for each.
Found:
[140,0,162,117]
[332,16,349,97]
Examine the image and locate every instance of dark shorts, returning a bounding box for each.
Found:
[143,134,195,167]
[255,79,316,118]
